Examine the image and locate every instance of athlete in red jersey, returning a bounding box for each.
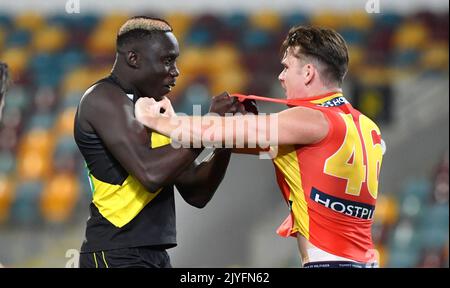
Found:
[134,26,384,268]
[272,91,383,266]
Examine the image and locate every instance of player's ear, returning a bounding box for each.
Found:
[304,64,315,86]
[126,50,139,69]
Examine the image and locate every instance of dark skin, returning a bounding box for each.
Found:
[77,31,245,208]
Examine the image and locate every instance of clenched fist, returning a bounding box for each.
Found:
[135,96,175,127]
[209,92,244,116]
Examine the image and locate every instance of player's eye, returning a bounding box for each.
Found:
[164,57,175,66]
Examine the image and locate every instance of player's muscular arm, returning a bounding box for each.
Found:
[277,106,329,145]
[145,109,328,147]
[174,93,238,208]
[175,148,231,208]
[79,84,201,193]
[230,107,326,151]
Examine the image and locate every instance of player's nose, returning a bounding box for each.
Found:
[170,65,180,78]
[278,70,285,82]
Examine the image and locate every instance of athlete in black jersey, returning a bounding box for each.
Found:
[75,16,250,268]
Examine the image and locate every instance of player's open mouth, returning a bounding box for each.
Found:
[164,83,176,91]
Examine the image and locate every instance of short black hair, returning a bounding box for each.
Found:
[116,16,173,50]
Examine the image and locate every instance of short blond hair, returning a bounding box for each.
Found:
[118,17,172,36]
[117,16,172,49]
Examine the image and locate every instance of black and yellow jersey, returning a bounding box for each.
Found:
[74,76,176,253]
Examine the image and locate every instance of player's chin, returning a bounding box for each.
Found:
[285,91,294,99]
[162,85,173,95]
[153,87,171,100]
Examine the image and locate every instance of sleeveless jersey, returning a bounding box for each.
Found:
[75,76,176,252]
[273,92,384,262]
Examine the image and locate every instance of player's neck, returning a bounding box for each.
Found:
[110,67,136,94]
[305,85,342,98]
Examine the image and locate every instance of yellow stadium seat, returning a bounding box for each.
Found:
[62,67,94,95]
[55,107,77,136]
[62,65,111,95]
[178,44,247,96]
[88,66,111,82]
[87,13,130,55]
[19,129,55,155]
[0,47,30,78]
[211,68,248,95]
[17,129,55,180]
[33,25,67,53]
[374,194,399,226]
[347,45,364,73]
[249,10,282,31]
[14,12,45,32]
[421,42,449,71]
[40,172,79,223]
[0,176,15,223]
[207,44,241,75]
[99,13,130,32]
[394,21,429,50]
[375,245,388,268]
[87,27,117,55]
[359,66,391,86]
[86,13,128,55]
[360,90,384,120]
[164,12,192,42]
[177,47,209,76]
[17,150,52,181]
[342,11,373,30]
[0,28,5,50]
[310,11,344,30]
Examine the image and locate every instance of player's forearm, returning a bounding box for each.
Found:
[144,114,276,148]
[127,138,203,193]
[177,149,232,208]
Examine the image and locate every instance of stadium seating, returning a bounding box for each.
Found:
[0,10,448,267]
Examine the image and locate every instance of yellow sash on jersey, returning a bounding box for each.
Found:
[272,145,310,239]
[90,132,171,228]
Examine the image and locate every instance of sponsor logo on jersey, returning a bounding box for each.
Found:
[319,96,349,107]
[311,187,375,220]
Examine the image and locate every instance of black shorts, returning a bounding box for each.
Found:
[79,246,172,268]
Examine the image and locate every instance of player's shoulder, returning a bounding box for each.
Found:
[354,108,382,128]
[283,105,328,123]
[79,80,128,110]
[281,105,330,137]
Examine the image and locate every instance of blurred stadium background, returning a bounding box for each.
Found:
[0,0,448,268]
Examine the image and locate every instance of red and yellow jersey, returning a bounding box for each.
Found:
[273,92,384,263]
